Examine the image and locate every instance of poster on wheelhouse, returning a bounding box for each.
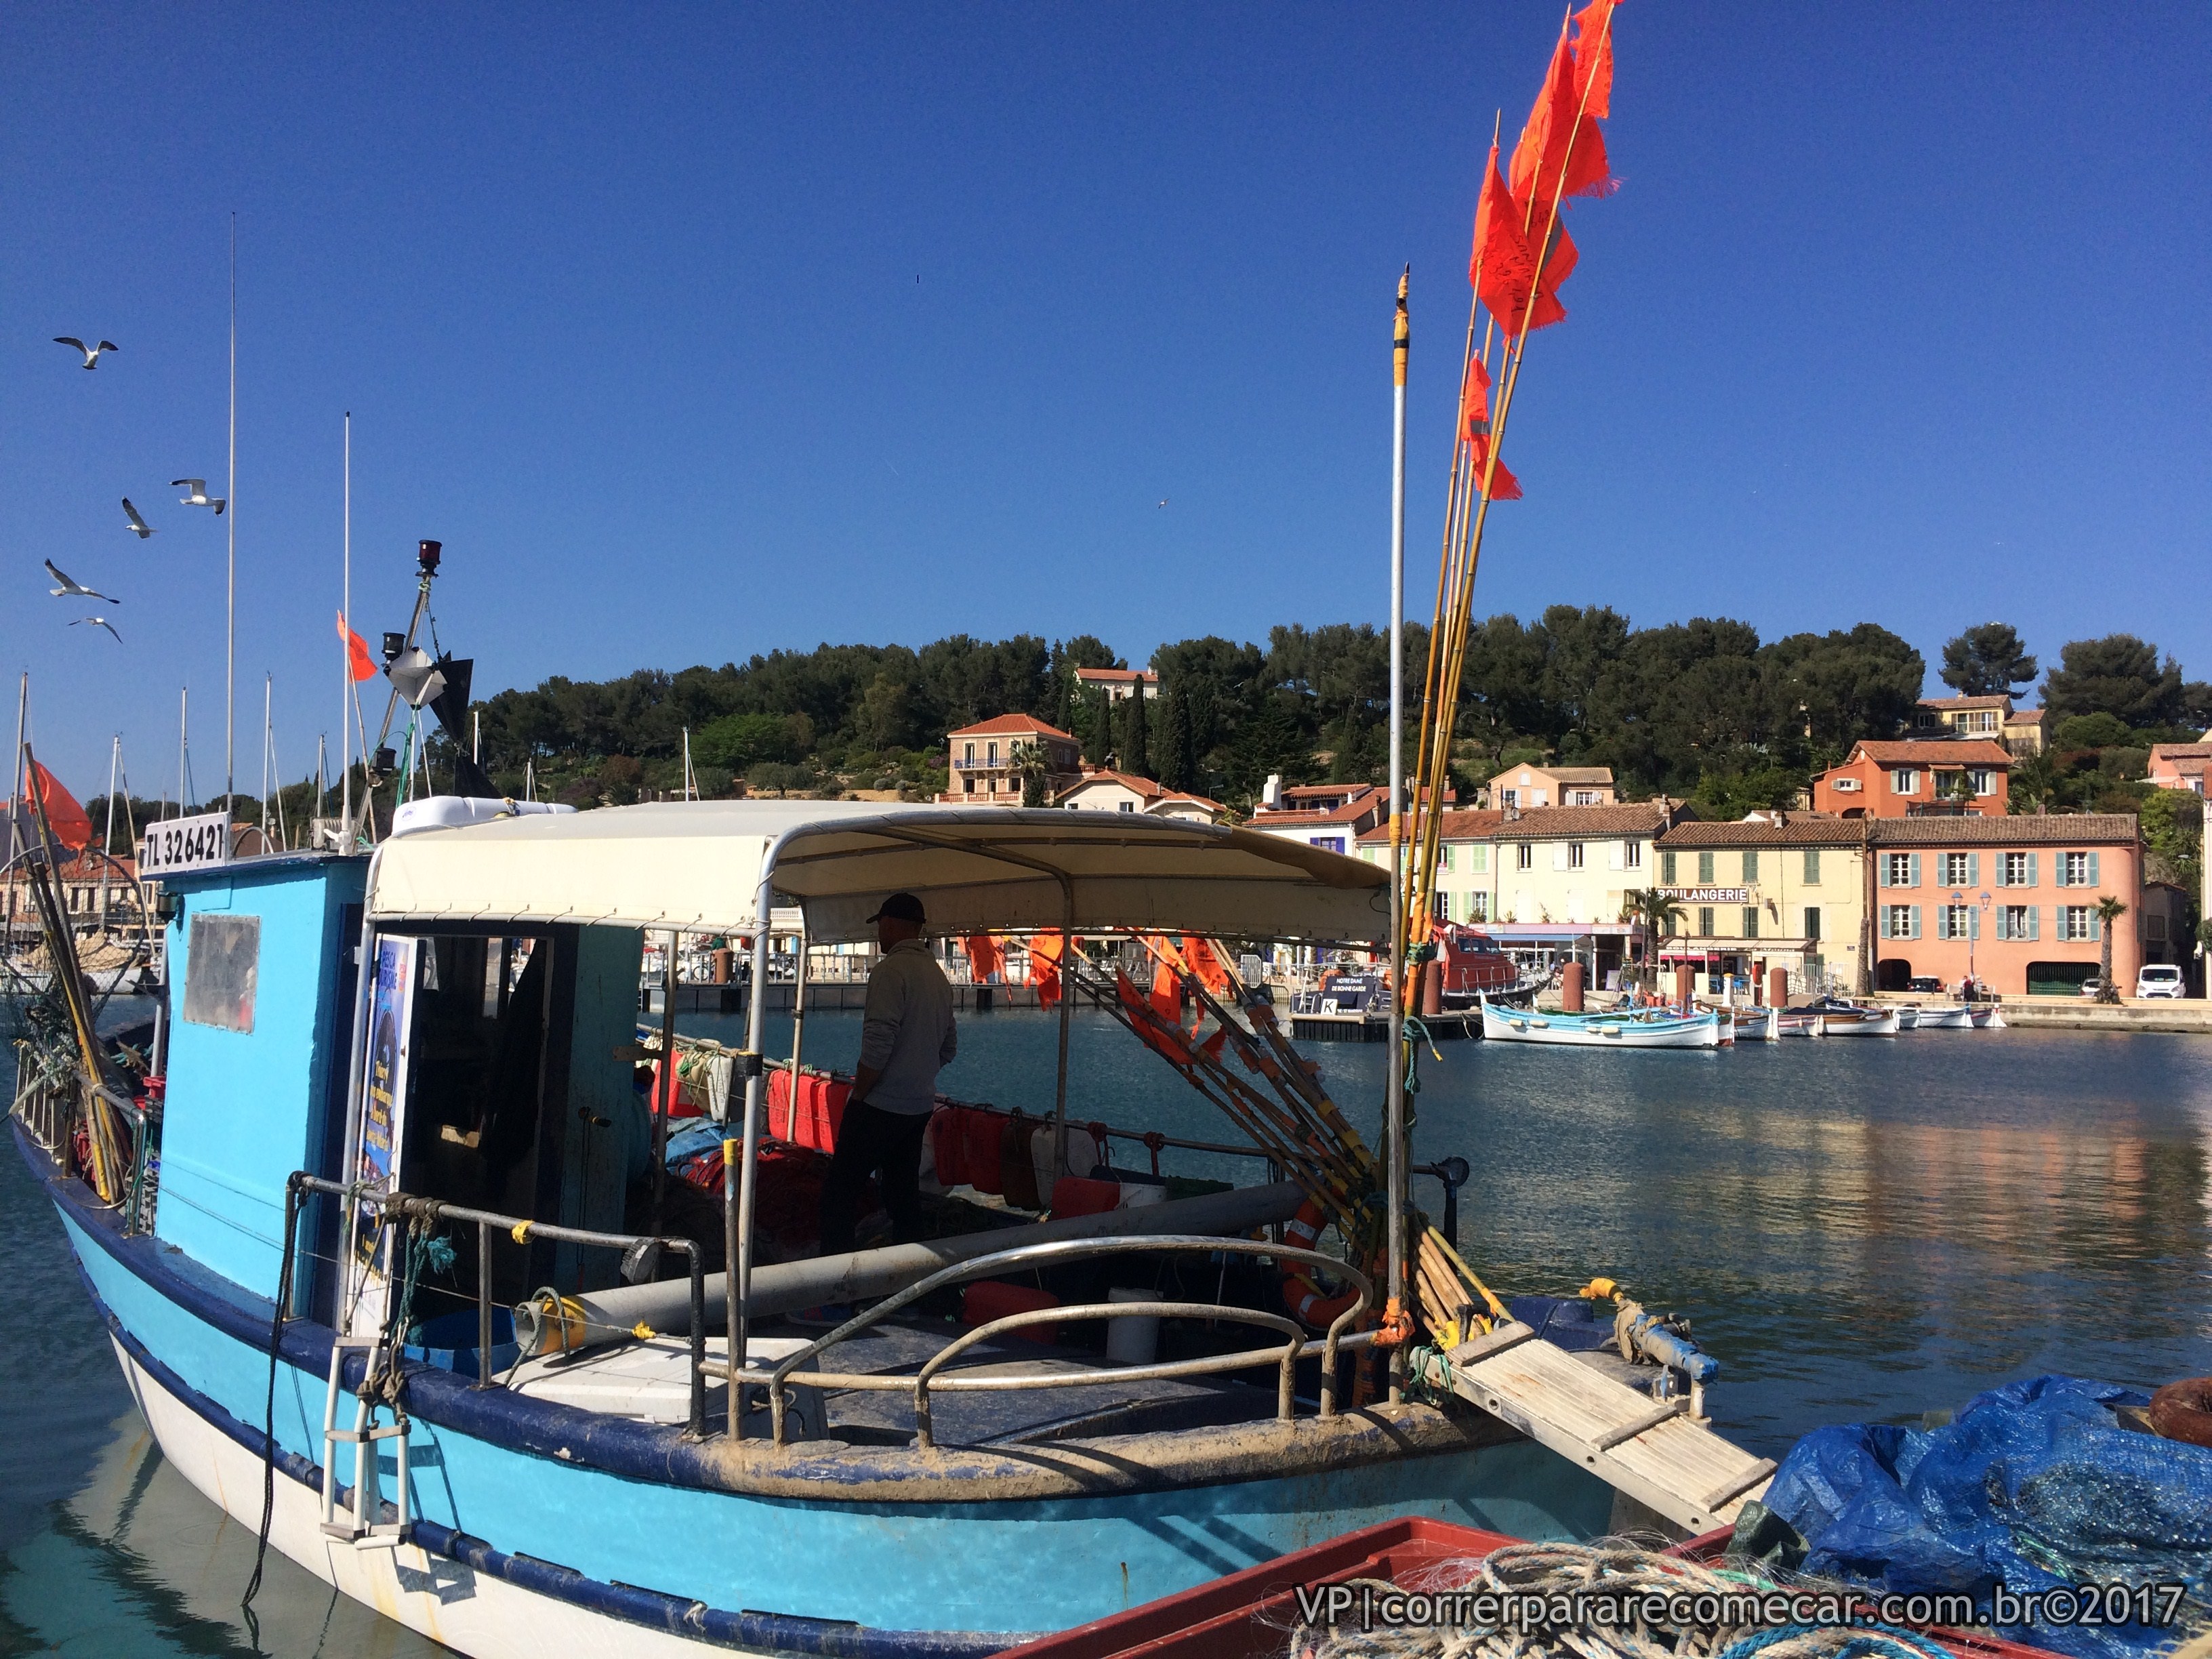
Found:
[352,935,422,1274]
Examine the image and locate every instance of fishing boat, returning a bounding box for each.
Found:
[1969,1004,2007,1030]
[1894,1004,1921,1030]
[1478,998,1723,1048]
[1910,1004,1975,1030]
[1816,1006,1899,1037]
[13,800,1777,1657]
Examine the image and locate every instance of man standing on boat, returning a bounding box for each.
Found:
[813,890,956,1271]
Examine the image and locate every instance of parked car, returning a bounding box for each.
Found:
[1906,976,1942,993]
[2077,977,2104,999]
[2135,965,2186,1000]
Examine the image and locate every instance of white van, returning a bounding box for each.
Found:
[2135,964,2186,1000]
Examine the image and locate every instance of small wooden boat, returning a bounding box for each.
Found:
[1894,1004,1920,1030]
[1479,1000,1722,1048]
[1774,1008,1820,1038]
[1969,1004,2007,1030]
[1816,1006,1898,1036]
[1911,1004,1975,1030]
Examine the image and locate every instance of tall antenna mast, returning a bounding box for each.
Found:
[101,735,119,930]
[177,687,189,819]
[341,411,352,838]
[260,674,272,842]
[226,212,238,808]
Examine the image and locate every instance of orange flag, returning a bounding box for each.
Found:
[1027,931,1068,1010]
[1572,0,1617,120]
[1469,146,1538,329]
[337,612,378,682]
[1509,33,1614,213]
[1457,356,1492,446]
[1469,435,1523,502]
[10,761,93,852]
[1180,935,1233,996]
[962,935,1005,983]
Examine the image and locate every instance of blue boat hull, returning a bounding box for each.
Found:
[25,1126,1614,1656]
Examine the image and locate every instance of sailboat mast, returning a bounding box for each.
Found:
[341,412,352,839]
[100,735,119,929]
[226,213,238,808]
[177,688,188,820]
[1385,267,1411,1396]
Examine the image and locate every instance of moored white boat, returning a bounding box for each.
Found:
[1816,1006,1899,1036]
[1969,1004,2007,1029]
[1479,999,1722,1048]
[1910,1004,1975,1030]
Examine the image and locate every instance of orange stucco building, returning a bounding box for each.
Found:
[1813,739,2013,817]
[1867,815,2141,996]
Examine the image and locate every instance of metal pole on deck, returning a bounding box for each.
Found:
[1385,266,1410,1399]
[653,927,677,1233]
[789,924,809,1084]
[730,884,777,1436]
[1051,885,1075,1181]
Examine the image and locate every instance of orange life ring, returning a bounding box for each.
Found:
[1279,1198,1359,1329]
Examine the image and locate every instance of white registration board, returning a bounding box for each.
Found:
[139,811,233,876]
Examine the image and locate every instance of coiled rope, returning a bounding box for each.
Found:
[1288,1540,1954,1659]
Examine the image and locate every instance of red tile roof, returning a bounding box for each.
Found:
[1073,667,1155,684]
[1866,814,2139,846]
[1357,808,1502,844]
[946,714,1079,742]
[1918,695,2013,711]
[1849,739,2013,766]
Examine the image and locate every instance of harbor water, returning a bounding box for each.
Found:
[5,1000,2210,1655]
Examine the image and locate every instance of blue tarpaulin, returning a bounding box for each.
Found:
[1763,1376,2212,1659]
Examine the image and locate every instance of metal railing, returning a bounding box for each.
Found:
[286,1172,711,1438]
[12,1058,159,1237]
[758,1234,1374,1448]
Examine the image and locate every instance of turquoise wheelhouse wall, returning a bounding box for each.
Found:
[153,856,366,1298]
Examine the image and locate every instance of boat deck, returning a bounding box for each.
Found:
[502,1315,1282,1450]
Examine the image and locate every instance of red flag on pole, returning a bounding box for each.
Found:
[1456,356,1491,445]
[1469,435,1523,502]
[1469,148,1540,332]
[337,612,377,682]
[11,761,94,851]
[1572,0,1617,120]
[1509,33,1614,212]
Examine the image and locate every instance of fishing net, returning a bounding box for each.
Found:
[1287,1539,1946,1659]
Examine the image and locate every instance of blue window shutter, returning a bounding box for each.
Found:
[1968,853,1980,886]
[2028,905,2039,941]
[2089,907,2101,941]
[1969,906,1980,940]
[2087,851,2100,887]
[1909,853,1921,887]
[2027,852,2038,888]
[1910,905,1922,940]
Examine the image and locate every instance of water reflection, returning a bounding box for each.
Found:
[3,1007,2209,1654]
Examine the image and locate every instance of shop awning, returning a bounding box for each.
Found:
[367,802,1393,945]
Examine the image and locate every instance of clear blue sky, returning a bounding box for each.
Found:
[5,5,2208,798]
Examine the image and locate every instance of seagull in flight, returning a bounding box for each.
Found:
[71,615,123,644]
[173,478,226,514]
[45,558,121,605]
[1157,499,1169,508]
[121,498,155,538]
[54,336,118,370]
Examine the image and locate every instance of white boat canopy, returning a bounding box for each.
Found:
[367,801,1391,945]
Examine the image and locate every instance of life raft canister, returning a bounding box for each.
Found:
[1279,1197,1359,1329]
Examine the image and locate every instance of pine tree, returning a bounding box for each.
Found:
[1122,686,1149,779]
[1158,684,1193,792]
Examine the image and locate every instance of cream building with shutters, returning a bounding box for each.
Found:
[1652,816,1874,996]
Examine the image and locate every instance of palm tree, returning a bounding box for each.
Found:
[1010,741,1052,808]
[2095,895,2128,1002]
[1618,888,1685,991]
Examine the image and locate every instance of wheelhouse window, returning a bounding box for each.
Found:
[181,914,261,1033]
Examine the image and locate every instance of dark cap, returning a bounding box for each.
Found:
[867,891,926,925]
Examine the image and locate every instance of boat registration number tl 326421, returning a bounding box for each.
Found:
[139,811,234,875]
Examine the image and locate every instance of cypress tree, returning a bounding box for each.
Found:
[1122,684,1149,779]
[1158,684,1193,791]
[1082,688,1110,766]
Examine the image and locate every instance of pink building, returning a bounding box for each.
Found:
[1867,815,2142,996]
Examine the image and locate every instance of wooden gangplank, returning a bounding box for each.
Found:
[1414,1323,1774,1536]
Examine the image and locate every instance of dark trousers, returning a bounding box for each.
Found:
[819,1099,932,1256]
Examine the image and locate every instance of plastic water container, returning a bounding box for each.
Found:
[1105,1287,1160,1366]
